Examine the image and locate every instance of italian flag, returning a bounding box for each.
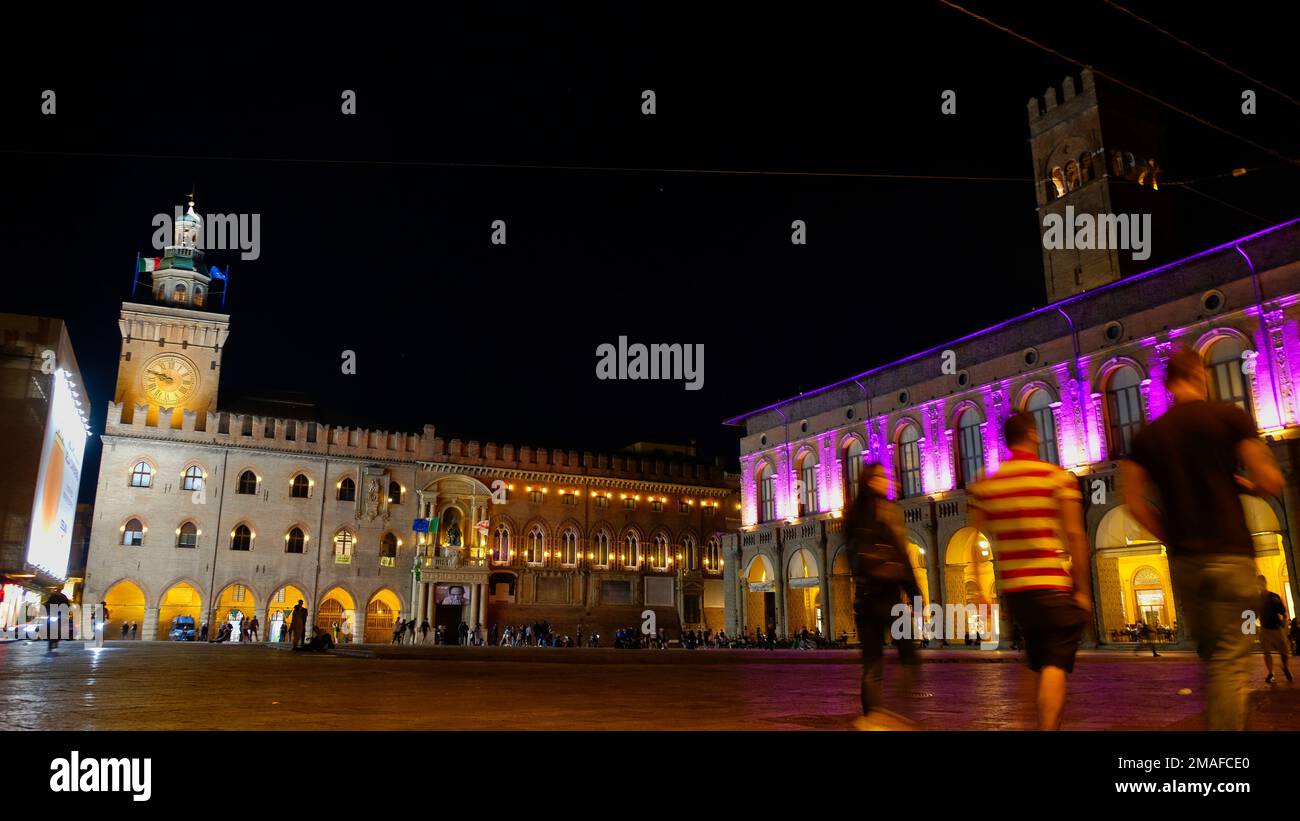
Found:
[138,256,161,273]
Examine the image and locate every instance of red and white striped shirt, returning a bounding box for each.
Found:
[967,449,1081,593]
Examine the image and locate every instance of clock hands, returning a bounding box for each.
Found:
[146,369,175,385]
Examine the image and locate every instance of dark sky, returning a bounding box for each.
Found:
[1,3,1297,495]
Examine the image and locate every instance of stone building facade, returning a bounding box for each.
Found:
[722,73,1300,647]
[84,203,739,643]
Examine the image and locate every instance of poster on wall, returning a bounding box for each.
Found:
[25,369,86,579]
[434,584,471,606]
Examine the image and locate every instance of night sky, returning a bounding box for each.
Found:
[1,3,1296,497]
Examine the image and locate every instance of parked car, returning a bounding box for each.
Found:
[168,615,197,641]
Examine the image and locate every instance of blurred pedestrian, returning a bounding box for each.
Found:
[1123,346,1284,730]
[970,411,1091,730]
[846,461,922,729]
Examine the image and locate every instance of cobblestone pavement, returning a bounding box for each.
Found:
[3,640,1298,730]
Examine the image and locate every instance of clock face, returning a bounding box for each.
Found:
[141,354,199,407]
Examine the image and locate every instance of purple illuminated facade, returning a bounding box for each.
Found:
[722,217,1300,645]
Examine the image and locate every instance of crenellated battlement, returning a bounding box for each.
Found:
[102,403,734,486]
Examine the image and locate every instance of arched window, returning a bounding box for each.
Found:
[237,470,257,495]
[286,527,306,554]
[122,518,145,546]
[1065,160,1080,191]
[291,473,310,499]
[652,534,669,568]
[181,465,204,492]
[173,283,187,303]
[231,524,252,551]
[843,439,864,504]
[381,533,398,559]
[1205,337,1252,418]
[1025,389,1060,464]
[193,286,205,308]
[757,463,776,522]
[623,533,640,568]
[593,531,610,566]
[492,526,511,563]
[705,537,722,573]
[897,424,922,498]
[1050,166,1066,198]
[955,408,985,487]
[130,461,153,488]
[388,481,402,505]
[684,535,698,571]
[177,522,198,549]
[526,528,545,564]
[797,451,818,516]
[561,530,578,565]
[1105,365,1144,458]
[333,530,354,560]
[337,476,356,502]
[1078,152,1093,184]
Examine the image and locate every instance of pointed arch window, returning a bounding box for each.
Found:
[123,518,145,546]
[286,527,306,554]
[182,465,204,492]
[231,524,252,551]
[593,531,611,567]
[130,461,153,488]
[337,476,356,502]
[526,528,545,564]
[291,473,310,499]
[177,522,198,549]
[237,470,258,495]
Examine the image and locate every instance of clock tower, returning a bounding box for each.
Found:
[115,196,230,429]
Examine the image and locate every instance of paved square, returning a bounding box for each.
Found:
[3,641,1299,730]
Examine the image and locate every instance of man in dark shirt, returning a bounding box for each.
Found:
[1122,346,1283,730]
[1257,575,1292,683]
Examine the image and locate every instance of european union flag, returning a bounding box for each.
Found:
[209,265,227,280]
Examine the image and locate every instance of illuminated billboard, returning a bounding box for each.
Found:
[26,369,86,579]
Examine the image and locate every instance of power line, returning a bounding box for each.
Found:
[936,0,1300,168]
[0,147,1032,184]
[1102,0,1300,111]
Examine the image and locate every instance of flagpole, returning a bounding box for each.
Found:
[221,266,230,310]
[132,252,140,299]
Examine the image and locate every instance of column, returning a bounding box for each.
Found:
[467,583,478,638]
[354,612,366,645]
[416,582,427,624]
[478,582,488,631]
[142,607,159,642]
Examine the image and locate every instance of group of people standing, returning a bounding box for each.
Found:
[847,346,1287,731]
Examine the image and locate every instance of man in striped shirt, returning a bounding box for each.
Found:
[968,410,1092,730]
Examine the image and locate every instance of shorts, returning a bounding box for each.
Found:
[1260,627,1290,656]
[1005,589,1088,674]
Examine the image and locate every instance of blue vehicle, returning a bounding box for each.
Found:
[168,615,197,641]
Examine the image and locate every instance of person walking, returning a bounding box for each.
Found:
[1258,575,1293,684]
[846,461,923,729]
[391,617,404,645]
[1136,621,1160,657]
[130,621,138,640]
[458,620,470,646]
[969,410,1091,731]
[420,618,431,643]
[1122,346,1284,730]
[290,600,308,648]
